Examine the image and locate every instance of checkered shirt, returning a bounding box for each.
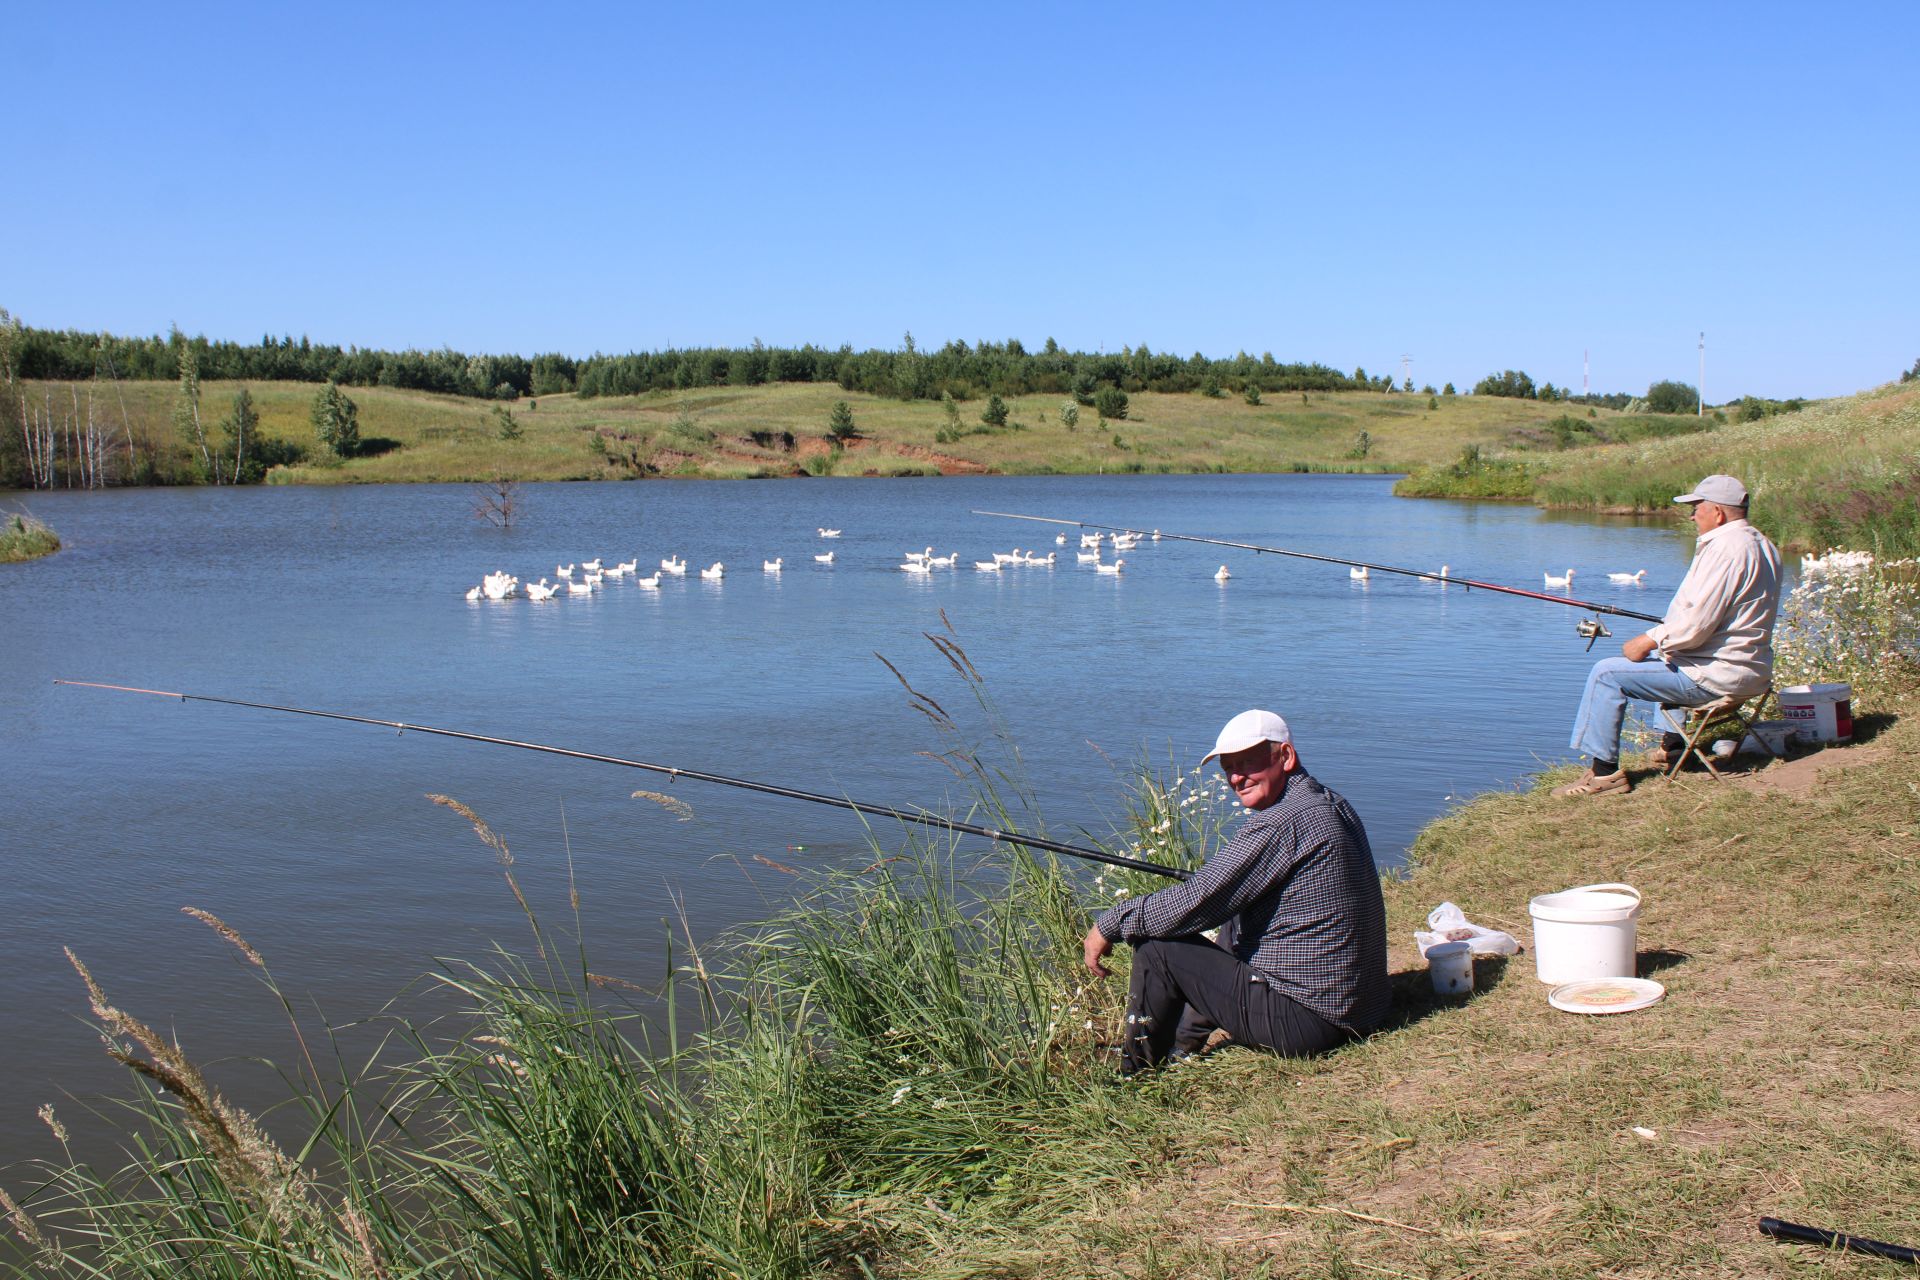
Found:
[1095,771,1389,1033]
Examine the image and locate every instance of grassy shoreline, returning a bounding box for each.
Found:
[1398,381,1920,555]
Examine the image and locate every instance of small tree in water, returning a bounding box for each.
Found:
[473,474,521,528]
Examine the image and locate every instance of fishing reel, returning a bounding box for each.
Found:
[1575,617,1611,651]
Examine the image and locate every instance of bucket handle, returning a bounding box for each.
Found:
[1567,882,1640,902]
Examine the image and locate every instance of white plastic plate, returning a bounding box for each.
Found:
[1547,977,1666,1015]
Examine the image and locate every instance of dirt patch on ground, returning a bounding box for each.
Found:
[1729,741,1891,798]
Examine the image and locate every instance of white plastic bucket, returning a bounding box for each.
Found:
[1778,682,1853,742]
[1529,883,1641,984]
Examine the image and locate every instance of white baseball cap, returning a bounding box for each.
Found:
[1202,709,1292,764]
[1673,474,1747,506]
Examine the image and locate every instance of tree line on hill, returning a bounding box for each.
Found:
[9,324,1393,405]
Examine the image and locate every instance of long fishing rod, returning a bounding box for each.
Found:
[53,681,1190,882]
[975,510,1663,640]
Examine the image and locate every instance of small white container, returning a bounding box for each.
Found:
[1426,941,1473,995]
[1528,883,1641,985]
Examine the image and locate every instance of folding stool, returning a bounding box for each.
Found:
[1656,687,1781,783]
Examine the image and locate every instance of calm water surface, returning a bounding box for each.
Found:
[2,474,1689,1158]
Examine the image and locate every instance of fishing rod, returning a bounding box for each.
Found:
[975,509,1662,646]
[53,680,1190,882]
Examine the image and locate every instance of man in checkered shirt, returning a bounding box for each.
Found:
[1084,709,1389,1073]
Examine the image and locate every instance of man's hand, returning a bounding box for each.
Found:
[1083,924,1114,977]
[1622,633,1659,662]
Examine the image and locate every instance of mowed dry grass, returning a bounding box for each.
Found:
[19,378,1643,483]
[931,714,1920,1278]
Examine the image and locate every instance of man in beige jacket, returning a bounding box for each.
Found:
[1556,474,1782,798]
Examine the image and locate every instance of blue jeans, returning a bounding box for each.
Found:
[1569,657,1712,762]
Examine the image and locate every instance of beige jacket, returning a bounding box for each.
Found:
[1645,518,1783,697]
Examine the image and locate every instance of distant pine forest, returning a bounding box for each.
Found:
[12,325,1390,401]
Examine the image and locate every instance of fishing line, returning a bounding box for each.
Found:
[53,681,1191,881]
[974,509,1664,631]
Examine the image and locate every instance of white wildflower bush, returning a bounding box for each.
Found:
[1094,761,1240,903]
[1775,550,1920,711]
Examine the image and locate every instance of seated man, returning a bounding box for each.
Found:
[1556,474,1782,798]
[1083,710,1389,1074]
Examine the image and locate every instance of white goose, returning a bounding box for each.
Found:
[526,581,560,601]
[1350,565,1369,581]
[1095,559,1125,575]
[464,585,482,601]
[1076,550,1102,564]
[1607,569,1647,584]
[973,559,1002,571]
[604,559,635,578]
[763,558,782,574]
[903,546,934,564]
[581,558,602,573]
[1021,550,1054,566]
[1544,568,1576,588]
[1080,533,1102,548]
[482,571,518,600]
[566,579,593,596]
[700,562,725,580]
[1151,529,1163,541]
[899,560,933,575]
[661,556,687,576]
[928,551,958,567]
[636,573,661,589]
[813,550,835,564]
[1214,565,1231,582]
[818,527,842,538]
[555,564,574,579]
[992,549,1022,565]
[583,571,604,587]
[1055,532,1068,545]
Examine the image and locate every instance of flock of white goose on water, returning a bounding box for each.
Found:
[462,530,1658,601]
[462,527,1187,600]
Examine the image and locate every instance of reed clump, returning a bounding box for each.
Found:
[0,512,60,562]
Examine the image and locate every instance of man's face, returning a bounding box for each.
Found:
[1686,501,1729,535]
[1219,739,1295,811]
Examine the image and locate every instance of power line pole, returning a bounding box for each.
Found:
[1399,353,1412,391]
[1698,332,1705,416]
[1583,349,1589,400]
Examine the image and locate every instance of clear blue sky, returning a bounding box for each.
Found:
[9,2,1915,400]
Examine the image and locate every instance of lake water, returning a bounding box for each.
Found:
[1,473,1689,1160]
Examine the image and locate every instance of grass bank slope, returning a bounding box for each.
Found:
[1400,382,1920,555]
[18,378,1643,484]
[941,715,1920,1278]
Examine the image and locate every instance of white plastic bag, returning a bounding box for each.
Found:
[1415,901,1521,958]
